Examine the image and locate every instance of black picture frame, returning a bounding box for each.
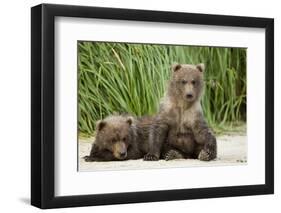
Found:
[31,3,274,209]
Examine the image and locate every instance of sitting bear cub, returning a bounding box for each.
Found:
[84,115,152,161]
[145,63,217,161]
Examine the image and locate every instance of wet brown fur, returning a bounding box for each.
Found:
[144,63,217,161]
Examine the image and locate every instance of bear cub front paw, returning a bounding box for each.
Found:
[83,155,95,162]
[143,153,159,161]
[198,149,214,161]
[164,149,184,161]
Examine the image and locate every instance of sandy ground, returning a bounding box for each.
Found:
[78,134,247,171]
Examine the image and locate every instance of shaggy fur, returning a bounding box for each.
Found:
[84,115,153,161]
[144,63,217,161]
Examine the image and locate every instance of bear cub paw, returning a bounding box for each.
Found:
[143,153,159,161]
[83,155,95,162]
[198,149,214,161]
[164,149,184,161]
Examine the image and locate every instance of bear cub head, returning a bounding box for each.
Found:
[169,63,205,105]
[94,115,134,160]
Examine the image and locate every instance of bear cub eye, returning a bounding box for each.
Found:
[191,80,196,85]
[181,80,187,85]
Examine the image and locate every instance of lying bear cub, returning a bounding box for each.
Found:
[84,114,153,161]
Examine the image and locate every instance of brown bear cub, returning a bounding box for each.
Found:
[144,63,217,161]
[84,115,152,161]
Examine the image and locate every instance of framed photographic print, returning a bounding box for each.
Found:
[31,3,274,209]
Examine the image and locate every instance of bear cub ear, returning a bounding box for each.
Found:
[126,117,134,126]
[172,63,182,72]
[96,120,106,131]
[196,63,205,72]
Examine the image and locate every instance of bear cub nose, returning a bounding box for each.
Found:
[119,151,127,158]
[186,93,193,99]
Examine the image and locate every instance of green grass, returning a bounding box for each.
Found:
[78,42,246,136]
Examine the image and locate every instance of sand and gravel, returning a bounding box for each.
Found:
[78,133,247,172]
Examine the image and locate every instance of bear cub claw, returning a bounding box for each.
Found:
[143,153,159,161]
[198,149,213,161]
[164,149,184,161]
[83,155,96,162]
